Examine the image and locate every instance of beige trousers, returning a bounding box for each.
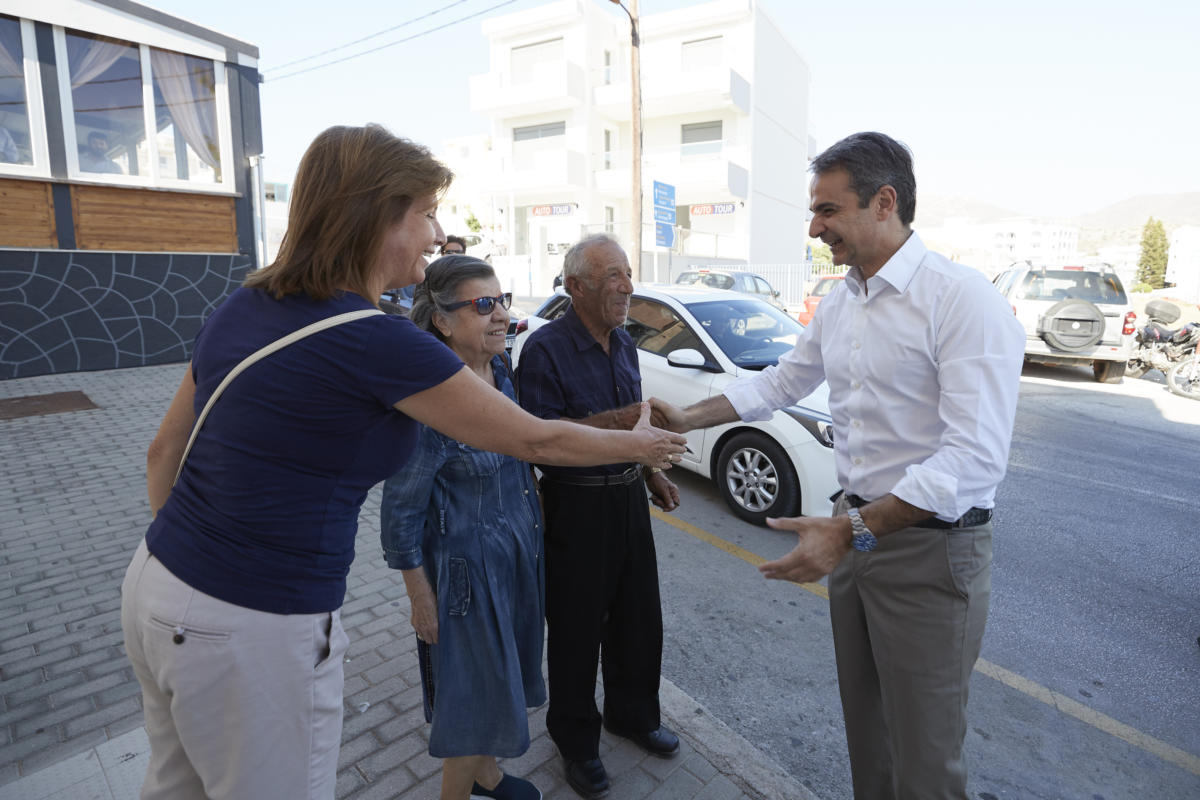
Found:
[829,497,993,800]
[120,540,348,800]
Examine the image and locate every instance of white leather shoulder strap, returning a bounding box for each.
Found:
[173,308,385,486]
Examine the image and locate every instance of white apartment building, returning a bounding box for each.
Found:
[1166,225,1200,303]
[447,0,811,293]
[920,217,1080,276]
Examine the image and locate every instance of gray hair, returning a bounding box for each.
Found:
[410,255,496,341]
[810,131,916,227]
[562,233,621,295]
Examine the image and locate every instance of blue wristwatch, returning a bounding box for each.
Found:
[846,507,877,552]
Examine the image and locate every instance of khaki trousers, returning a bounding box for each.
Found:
[120,540,348,800]
[829,497,992,800]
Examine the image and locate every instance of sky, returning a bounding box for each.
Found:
[149,0,1200,219]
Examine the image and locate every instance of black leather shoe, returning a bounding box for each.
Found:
[604,723,680,758]
[563,757,609,799]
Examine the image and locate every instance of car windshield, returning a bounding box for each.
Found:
[685,298,804,370]
[811,277,840,297]
[1015,270,1127,304]
[677,271,735,291]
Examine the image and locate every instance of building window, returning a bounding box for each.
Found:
[681,35,722,71]
[681,120,722,157]
[53,26,233,191]
[511,37,563,84]
[151,49,222,183]
[605,205,614,234]
[513,121,565,141]
[64,30,146,177]
[603,129,613,169]
[0,15,49,176]
[603,49,612,84]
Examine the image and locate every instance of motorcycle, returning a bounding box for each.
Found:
[1126,300,1200,393]
[1166,352,1200,400]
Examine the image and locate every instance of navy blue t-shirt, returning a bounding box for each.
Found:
[146,287,463,614]
[515,304,641,479]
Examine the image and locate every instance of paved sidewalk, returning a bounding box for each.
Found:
[0,364,816,800]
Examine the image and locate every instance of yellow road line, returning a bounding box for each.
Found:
[650,508,1200,777]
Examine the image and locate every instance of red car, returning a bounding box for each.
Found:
[796,275,844,325]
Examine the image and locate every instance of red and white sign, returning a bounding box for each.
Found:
[531,204,574,217]
[690,202,737,216]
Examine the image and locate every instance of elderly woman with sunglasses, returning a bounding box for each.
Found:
[381,256,546,800]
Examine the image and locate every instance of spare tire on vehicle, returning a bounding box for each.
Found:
[1038,299,1105,352]
[1144,299,1181,325]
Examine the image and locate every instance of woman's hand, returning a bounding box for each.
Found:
[631,402,688,470]
[401,568,438,644]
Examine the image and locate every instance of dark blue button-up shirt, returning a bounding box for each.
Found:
[516,304,642,478]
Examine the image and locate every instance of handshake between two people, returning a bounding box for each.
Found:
[646,396,852,585]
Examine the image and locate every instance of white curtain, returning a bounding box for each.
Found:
[67,33,128,88]
[150,48,219,171]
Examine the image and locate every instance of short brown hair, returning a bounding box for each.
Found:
[245,124,453,300]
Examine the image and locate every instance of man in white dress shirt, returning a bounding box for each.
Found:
[651,131,1025,799]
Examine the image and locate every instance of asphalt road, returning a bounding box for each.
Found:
[650,363,1200,800]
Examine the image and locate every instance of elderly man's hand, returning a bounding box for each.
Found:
[632,402,687,470]
[759,516,852,583]
[646,470,680,512]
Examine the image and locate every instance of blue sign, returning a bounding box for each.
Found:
[653,206,676,223]
[655,221,675,248]
[653,181,675,209]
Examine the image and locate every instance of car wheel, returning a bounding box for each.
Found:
[1166,357,1200,400]
[715,432,800,525]
[1038,299,1105,352]
[1093,359,1125,383]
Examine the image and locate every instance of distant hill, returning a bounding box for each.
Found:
[1076,193,1200,230]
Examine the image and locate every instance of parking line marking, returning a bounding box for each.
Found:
[650,508,1200,778]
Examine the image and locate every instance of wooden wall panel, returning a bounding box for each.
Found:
[71,185,237,253]
[0,180,57,248]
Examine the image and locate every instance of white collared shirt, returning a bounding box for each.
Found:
[724,233,1025,521]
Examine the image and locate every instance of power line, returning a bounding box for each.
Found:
[262,0,472,74]
[266,0,521,83]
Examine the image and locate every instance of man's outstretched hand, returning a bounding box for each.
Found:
[649,397,689,433]
[759,516,852,583]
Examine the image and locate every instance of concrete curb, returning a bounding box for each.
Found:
[660,677,819,800]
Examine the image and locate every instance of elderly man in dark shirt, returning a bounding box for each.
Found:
[516,233,681,799]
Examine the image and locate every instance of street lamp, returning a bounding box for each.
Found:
[609,0,644,279]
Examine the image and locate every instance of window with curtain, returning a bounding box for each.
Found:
[151,48,221,183]
[0,14,31,165]
[681,120,722,157]
[65,29,145,176]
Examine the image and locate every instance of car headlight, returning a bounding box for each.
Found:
[783,406,835,448]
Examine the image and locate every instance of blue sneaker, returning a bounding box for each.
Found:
[471,773,543,800]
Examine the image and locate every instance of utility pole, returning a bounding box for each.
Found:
[612,0,643,279]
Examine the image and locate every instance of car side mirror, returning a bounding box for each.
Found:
[667,348,722,373]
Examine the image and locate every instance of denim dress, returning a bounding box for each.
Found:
[380,356,545,758]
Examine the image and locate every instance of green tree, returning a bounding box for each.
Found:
[1136,217,1169,289]
[464,210,482,233]
[810,242,833,264]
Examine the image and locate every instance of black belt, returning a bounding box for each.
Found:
[542,465,643,487]
[843,493,992,529]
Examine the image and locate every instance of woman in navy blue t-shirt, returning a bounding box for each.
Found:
[120,124,686,800]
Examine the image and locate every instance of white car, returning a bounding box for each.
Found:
[990,262,1136,383]
[511,285,838,524]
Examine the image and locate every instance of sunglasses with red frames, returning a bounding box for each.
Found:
[443,293,513,315]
